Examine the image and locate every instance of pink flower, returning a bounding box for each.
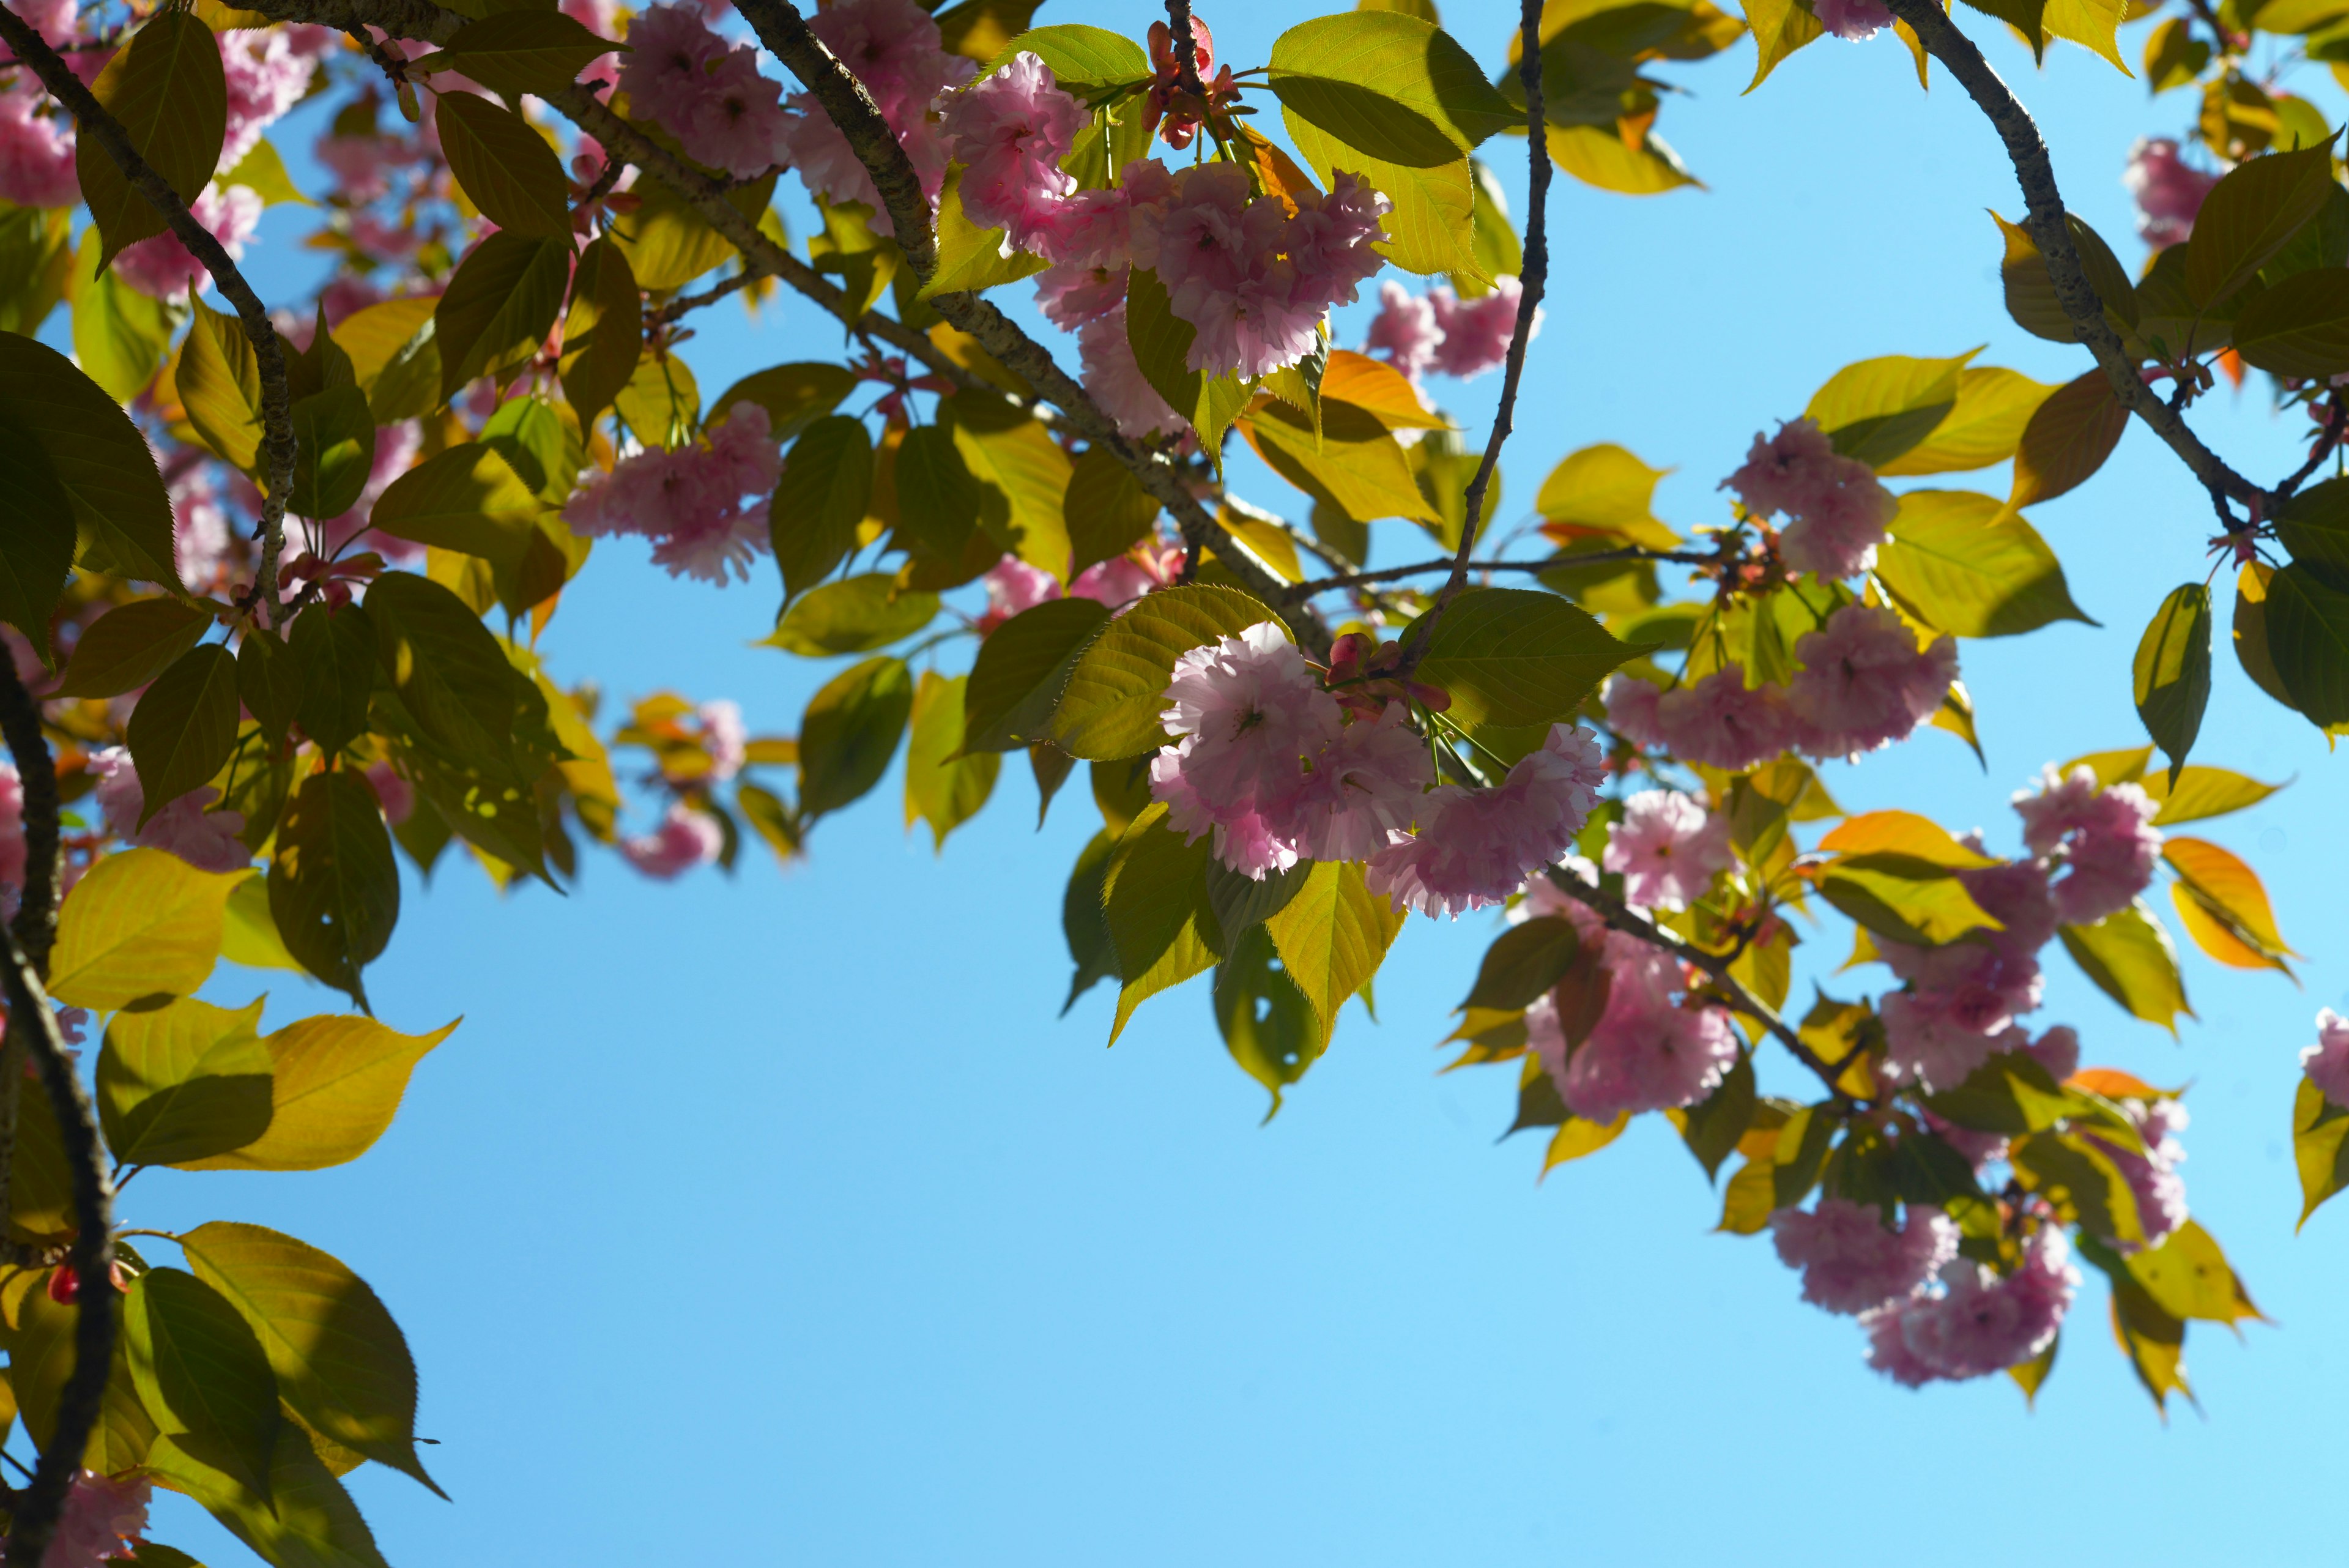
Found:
[1813,0,1894,39]
[1787,604,1955,759]
[1427,275,1534,380]
[1880,999,2020,1096]
[2027,1022,2079,1082]
[1529,921,1737,1121]
[363,762,414,827]
[219,28,316,169]
[1652,667,1796,771]
[1365,725,1606,918]
[1365,280,1441,381]
[782,0,974,232]
[18,0,76,40]
[1068,552,1161,609]
[563,403,779,584]
[699,699,747,781]
[46,1470,149,1568]
[1150,623,1337,879]
[316,133,398,204]
[2082,1096,2189,1247]
[561,0,621,42]
[1720,416,1894,580]
[87,747,249,874]
[1723,418,1841,520]
[1603,673,1669,749]
[1034,261,1130,330]
[2124,137,2215,250]
[941,52,1086,251]
[2303,1009,2349,1110]
[1866,1225,2076,1385]
[620,804,722,879]
[1601,790,1731,913]
[1772,1198,1959,1315]
[618,5,789,179]
[1284,169,1391,312]
[1277,702,1433,863]
[0,81,77,208]
[114,183,263,300]
[1078,309,1189,440]
[0,760,23,909]
[2011,764,2160,926]
[171,468,236,593]
[979,555,1060,630]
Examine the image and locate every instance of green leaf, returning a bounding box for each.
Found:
[435,89,573,239]
[1261,860,1398,1038]
[963,596,1111,753]
[289,387,376,521]
[1679,1054,1756,1180]
[947,397,1075,578]
[710,362,856,444]
[2060,899,2192,1034]
[2230,265,2349,377]
[1291,114,1483,278]
[2133,583,2211,784]
[368,442,542,570]
[1741,0,1824,89]
[0,326,180,590]
[557,236,640,427]
[365,571,522,769]
[1543,122,1698,196]
[269,770,400,1006]
[904,671,999,851]
[889,422,981,564]
[178,300,268,477]
[798,655,914,818]
[434,231,572,400]
[920,167,1050,300]
[288,603,377,759]
[610,350,698,450]
[2128,1219,2262,1324]
[1535,442,1677,547]
[1411,586,1638,728]
[13,1273,158,1470]
[70,229,182,406]
[97,996,273,1167]
[180,1221,442,1495]
[766,574,939,656]
[78,10,226,267]
[1240,396,1441,524]
[2274,474,2349,593]
[147,1424,392,1568]
[0,202,72,339]
[1051,584,1277,759]
[1102,802,1218,1043]
[1923,1047,2082,1135]
[1123,266,1250,462]
[46,847,239,1009]
[1061,828,1120,1011]
[1802,351,1976,470]
[1876,489,2093,637]
[1992,210,2140,343]
[1466,156,1522,284]
[221,134,310,207]
[2140,765,2282,824]
[2294,1076,2349,1226]
[2164,834,2298,971]
[1267,11,1513,165]
[126,1268,283,1503]
[2186,137,2340,308]
[606,169,773,292]
[982,23,1149,92]
[1460,916,1580,1011]
[1214,923,1327,1112]
[179,1014,456,1173]
[1814,856,2001,946]
[414,10,622,99]
[335,296,442,425]
[2009,368,2128,508]
[2014,1133,2147,1246]
[58,597,212,699]
[221,869,303,972]
[2262,560,2349,724]
[1875,368,2061,477]
[770,415,873,603]
[1064,446,1162,576]
[127,644,242,827]
[2060,745,2153,787]
[936,0,1042,58]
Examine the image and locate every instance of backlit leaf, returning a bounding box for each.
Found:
[1875,368,2060,477]
[98,996,273,1167]
[904,671,999,851]
[58,597,213,699]
[1412,586,1639,729]
[1264,860,1401,1037]
[1102,802,1217,1043]
[2133,583,2211,784]
[180,1014,456,1173]
[1267,11,1513,165]
[126,1268,282,1502]
[2009,368,2128,508]
[0,328,179,590]
[1803,351,1975,470]
[436,89,573,239]
[414,10,622,100]
[434,231,571,399]
[78,10,225,266]
[269,771,399,1007]
[798,655,913,817]
[557,237,641,427]
[1877,489,2093,637]
[964,597,1110,753]
[147,1424,392,1568]
[2140,765,2281,823]
[2185,137,2339,308]
[2060,899,2191,1034]
[1241,396,1441,524]
[48,847,240,1009]
[1050,584,1275,759]
[771,415,874,603]
[2164,834,2296,971]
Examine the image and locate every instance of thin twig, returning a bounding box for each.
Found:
[2275,397,2348,503]
[1876,0,2264,519]
[0,7,300,626]
[1394,0,1550,675]
[647,266,763,327]
[1286,547,1716,601]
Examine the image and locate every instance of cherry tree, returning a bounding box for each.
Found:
[0,0,2341,1558]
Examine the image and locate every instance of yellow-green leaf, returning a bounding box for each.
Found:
[2060,899,2192,1034]
[177,1014,458,1172]
[78,10,226,266]
[97,996,273,1167]
[48,847,241,1009]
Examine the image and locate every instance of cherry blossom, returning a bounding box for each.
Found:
[1813,0,1895,39]
[1602,673,1670,749]
[364,762,415,827]
[1078,310,1190,439]
[781,0,974,232]
[219,27,317,169]
[46,1470,149,1568]
[2303,1009,2349,1110]
[1787,604,1956,759]
[2011,764,2161,925]
[1865,1224,2076,1385]
[1366,726,1606,918]
[1151,624,1338,879]
[700,700,748,781]
[2123,137,2216,250]
[1772,1198,1959,1315]
[2083,1096,2189,1247]
[618,4,790,180]
[621,804,724,879]
[114,183,263,300]
[0,760,22,914]
[941,53,1088,253]
[1365,280,1442,381]
[1602,790,1732,912]
[1720,417,1896,580]
[1279,702,1434,863]
[1652,666,1797,771]
[0,80,77,209]
[1527,916,1739,1121]
[562,403,781,584]
[87,747,250,874]
[1035,260,1131,330]
[1428,276,1534,379]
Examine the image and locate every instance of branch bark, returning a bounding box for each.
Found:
[0,4,302,625]
[1285,547,1718,601]
[1874,0,2264,516]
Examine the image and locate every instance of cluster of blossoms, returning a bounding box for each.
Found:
[620,3,795,180]
[620,804,725,878]
[782,0,974,231]
[1606,603,1956,770]
[2304,1009,2349,1109]
[616,699,746,879]
[1147,623,1608,913]
[977,543,1182,631]
[2123,136,2216,249]
[86,745,249,875]
[1517,856,1740,1121]
[1809,0,1896,40]
[1722,417,1900,582]
[1364,277,1533,385]
[563,403,781,582]
[42,1469,152,1568]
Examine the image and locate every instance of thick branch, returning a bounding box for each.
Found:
[1545,866,1854,1098]
[1875,0,2263,514]
[0,5,300,624]
[1396,0,1551,675]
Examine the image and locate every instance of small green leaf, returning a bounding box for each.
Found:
[0,327,179,590]
[711,362,856,444]
[2009,368,2128,508]
[1803,351,1976,471]
[2185,136,2340,309]
[1062,828,1120,1011]
[2060,900,2192,1034]
[2140,765,2282,824]
[766,574,939,656]
[2132,583,2211,785]
[178,1014,456,1173]
[771,415,874,603]
[1876,489,2094,637]
[558,236,642,427]
[127,644,242,828]
[177,300,268,477]
[1262,860,1398,1038]
[146,1424,392,1568]
[904,670,1000,851]
[1460,916,1580,1011]
[46,847,240,1009]
[289,386,377,521]
[2231,266,2349,377]
[436,88,575,239]
[1411,586,1638,728]
[269,770,400,1006]
[78,10,225,267]
[368,442,543,570]
[1875,368,2061,477]
[1102,802,1217,1043]
[1213,923,1326,1112]
[1064,446,1163,576]
[57,597,212,699]
[982,23,1148,92]
[126,1268,282,1503]
[919,168,1050,300]
[1240,396,1441,524]
[2293,1075,2349,1227]
[798,655,914,817]
[288,603,378,759]
[1267,11,1513,163]
[2262,560,2349,724]
[434,231,572,399]
[963,596,1110,752]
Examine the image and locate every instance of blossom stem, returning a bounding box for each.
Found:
[0,6,301,630]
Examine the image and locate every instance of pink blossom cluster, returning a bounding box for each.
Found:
[2123,137,2216,250]
[1605,606,1954,768]
[0,77,76,208]
[1150,623,1434,879]
[1878,860,2059,1091]
[1864,1224,2077,1386]
[1520,868,1740,1120]
[1601,789,1731,912]
[940,52,1089,255]
[2083,1095,2189,1247]
[2303,1009,2349,1109]
[1771,1198,1958,1315]
[563,403,781,584]
[621,803,724,878]
[87,746,249,874]
[1364,725,1606,916]
[780,0,974,233]
[1364,276,1537,383]
[170,464,237,594]
[1812,0,1895,39]
[1721,418,1898,581]
[45,1470,150,1568]
[219,27,321,169]
[363,761,415,826]
[2011,764,2161,925]
[0,759,23,918]
[619,4,790,180]
[977,545,1179,631]
[114,183,264,300]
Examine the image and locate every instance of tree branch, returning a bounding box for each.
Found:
[0,4,301,626]
[1286,546,1718,601]
[2275,396,2347,503]
[0,660,116,1568]
[1874,0,2265,516]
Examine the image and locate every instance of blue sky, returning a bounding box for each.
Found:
[92,2,2349,1562]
